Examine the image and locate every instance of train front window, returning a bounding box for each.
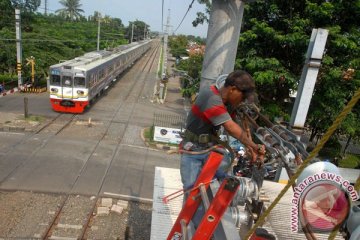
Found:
[62,76,72,87]
[74,77,85,87]
[50,75,61,86]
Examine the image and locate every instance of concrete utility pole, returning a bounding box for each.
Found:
[200,0,248,89]
[15,9,22,88]
[290,28,329,129]
[162,9,171,78]
[131,23,134,43]
[97,14,101,51]
[159,9,171,101]
[144,25,146,40]
[45,0,48,15]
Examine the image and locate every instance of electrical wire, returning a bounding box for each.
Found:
[162,0,164,33]
[173,0,195,33]
[37,6,58,13]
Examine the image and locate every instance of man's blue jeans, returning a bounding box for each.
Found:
[180,151,231,227]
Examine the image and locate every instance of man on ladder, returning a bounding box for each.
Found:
[171,70,266,239]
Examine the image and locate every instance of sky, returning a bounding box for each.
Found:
[41,0,209,37]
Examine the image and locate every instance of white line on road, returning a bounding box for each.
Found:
[120,143,161,152]
[103,192,153,203]
[0,132,25,135]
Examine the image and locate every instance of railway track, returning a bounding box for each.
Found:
[35,114,77,135]
[39,42,162,240]
[0,113,77,187]
[141,41,161,73]
[121,41,160,102]
[1,113,76,156]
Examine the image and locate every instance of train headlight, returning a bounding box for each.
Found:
[77,90,85,95]
[51,88,58,93]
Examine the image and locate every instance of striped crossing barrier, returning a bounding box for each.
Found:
[0,87,19,98]
[21,87,47,93]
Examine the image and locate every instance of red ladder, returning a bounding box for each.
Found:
[167,150,243,240]
[192,177,240,239]
[167,150,224,240]
[166,150,274,240]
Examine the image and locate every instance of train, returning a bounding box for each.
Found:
[49,40,152,113]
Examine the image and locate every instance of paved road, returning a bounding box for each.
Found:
[0,45,184,201]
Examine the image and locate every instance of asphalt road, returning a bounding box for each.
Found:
[0,45,184,201]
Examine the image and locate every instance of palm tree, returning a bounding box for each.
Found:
[56,0,84,21]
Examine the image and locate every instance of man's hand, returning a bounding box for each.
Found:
[247,144,266,166]
[257,144,266,155]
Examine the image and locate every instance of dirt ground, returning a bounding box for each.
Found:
[0,191,152,239]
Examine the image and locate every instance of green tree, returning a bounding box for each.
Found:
[10,0,41,31]
[56,0,84,21]
[126,20,149,42]
[193,0,359,146]
[178,54,204,97]
[10,0,40,12]
[169,35,188,57]
[242,1,359,146]
[0,1,14,30]
[192,0,211,27]
[0,11,129,81]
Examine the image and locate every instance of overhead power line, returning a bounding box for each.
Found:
[174,0,195,33]
[162,0,164,33]
[37,6,58,13]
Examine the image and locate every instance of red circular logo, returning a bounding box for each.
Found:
[301,183,349,231]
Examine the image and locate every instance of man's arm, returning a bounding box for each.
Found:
[223,119,257,149]
[222,119,265,162]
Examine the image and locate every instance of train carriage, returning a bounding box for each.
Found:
[49,40,152,113]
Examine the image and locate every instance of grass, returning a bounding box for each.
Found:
[25,115,45,122]
[144,126,154,140]
[158,46,164,79]
[339,154,360,168]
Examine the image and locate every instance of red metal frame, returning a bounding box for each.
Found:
[166,151,224,240]
[192,177,240,240]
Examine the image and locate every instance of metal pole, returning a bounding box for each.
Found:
[163,9,170,78]
[45,0,48,15]
[144,25,146,40]
[290,29,328,129]
[15,9,22,89]
[97,15,101,51]
[24,97,28,118]
[131,23,134,43]
[161,0,164,33]
[200,0,247,89]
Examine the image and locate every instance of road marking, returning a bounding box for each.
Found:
[0,131,25,135]
[120,143,161,152]
[103,192,153,203]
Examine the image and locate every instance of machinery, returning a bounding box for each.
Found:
[234,103,308,182]
[165,101,359,239]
